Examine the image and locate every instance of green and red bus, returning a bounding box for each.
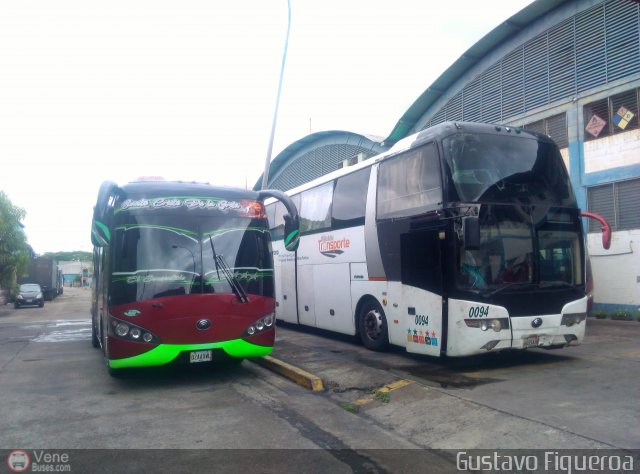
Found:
[90,179,299,376]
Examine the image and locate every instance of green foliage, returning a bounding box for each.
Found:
[371,389,390,403]
[339,402,360,414]
[611,310,633,321]
[42,250,92,262]
[0,192,29,287]
[594,310,607,319]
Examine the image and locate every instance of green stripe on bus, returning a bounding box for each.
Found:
[108,339,272,369]
[284,229,299,250]
[94,220,111,242]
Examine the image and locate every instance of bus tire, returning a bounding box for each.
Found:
[357,298,389,352]
[108,367,124,378]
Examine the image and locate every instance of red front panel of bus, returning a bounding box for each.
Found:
[107,294,275,357]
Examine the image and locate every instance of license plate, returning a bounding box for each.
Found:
[189,350,212,363]
[26,299,33,303]
[524,335,539,348]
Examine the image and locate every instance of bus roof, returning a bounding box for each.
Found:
[118,180,261,201]
[270,121,551,200]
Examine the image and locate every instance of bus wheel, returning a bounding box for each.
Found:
[108,367,122,378]
[358,299,389,351]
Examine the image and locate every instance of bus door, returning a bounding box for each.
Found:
[297,264,315,326]
[400,229,443,356]
[270,199,299,324]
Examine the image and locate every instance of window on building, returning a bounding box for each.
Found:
[587,178,640,232]
[522,113,568,148]
[584,87,639,141]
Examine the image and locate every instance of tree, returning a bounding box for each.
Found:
[43,250,92,262]
[0,192,29,288]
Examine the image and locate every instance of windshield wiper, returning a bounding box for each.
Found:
[208,236,221,280]
[216,254,249,303]
[209,235,247,302]
[482,282,536,298]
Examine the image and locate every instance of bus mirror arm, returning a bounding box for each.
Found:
[462,216,480,250]
[258,189,300,252]
[581,212,611,250]
[91,180,118,248]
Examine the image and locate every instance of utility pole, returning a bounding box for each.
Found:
[261,0,291,190]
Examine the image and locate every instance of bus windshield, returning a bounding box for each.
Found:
[457,205,583,294]
[442,132,576,206]
[110,214,273,306]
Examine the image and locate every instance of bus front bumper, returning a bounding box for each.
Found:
[108,338,272,369]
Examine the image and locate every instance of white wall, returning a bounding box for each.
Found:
[584,129,640,174]
[587,230,640,306]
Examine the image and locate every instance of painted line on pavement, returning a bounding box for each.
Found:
[354,379,414,406]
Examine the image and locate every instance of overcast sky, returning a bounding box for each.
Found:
[0,0,533,254]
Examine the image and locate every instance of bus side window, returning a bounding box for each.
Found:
[377,142,442,220]
[266,202,280,240]
[332,167,370,230]
[300,182,333,235]
[270,202,285,241]
[269,194,301,242]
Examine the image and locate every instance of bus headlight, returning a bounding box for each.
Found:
[115,323,130,337]
[263,314,274,327]
[244,312,275,337]
[561,313,587,327]
[465,318,509,332]
[110,316,159,343]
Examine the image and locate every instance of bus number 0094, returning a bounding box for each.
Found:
[468,306,489,318]
[415,315,429,326]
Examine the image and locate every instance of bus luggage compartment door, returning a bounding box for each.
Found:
[403,286,442,356]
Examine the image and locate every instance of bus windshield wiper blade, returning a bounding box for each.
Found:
[209,235,221,280]
[482,282,536,298]
[216,254,249,303]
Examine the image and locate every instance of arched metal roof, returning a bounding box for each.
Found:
[383,0,574,145]
[253,130,386,190]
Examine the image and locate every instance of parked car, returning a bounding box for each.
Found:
[15,283,45,308]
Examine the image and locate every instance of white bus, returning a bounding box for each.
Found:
[266,122,610,357]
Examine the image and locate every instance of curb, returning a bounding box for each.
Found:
[250,355,324,392]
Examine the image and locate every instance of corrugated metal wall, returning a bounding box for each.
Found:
[269,144,379,191]
[423,0,640,127]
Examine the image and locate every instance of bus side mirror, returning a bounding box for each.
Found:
[283,214,300,252]
[91,181,117,247]
[463,216,480,250]
[258,188,300,252]
[581,212,611,250]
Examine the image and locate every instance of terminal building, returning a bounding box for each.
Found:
[257,0,640,316]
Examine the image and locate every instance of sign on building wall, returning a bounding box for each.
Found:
[613,106,635,130]
[585,114,607,138]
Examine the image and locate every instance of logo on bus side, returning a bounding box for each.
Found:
[318,234,350,258]
[407,328,438,347]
